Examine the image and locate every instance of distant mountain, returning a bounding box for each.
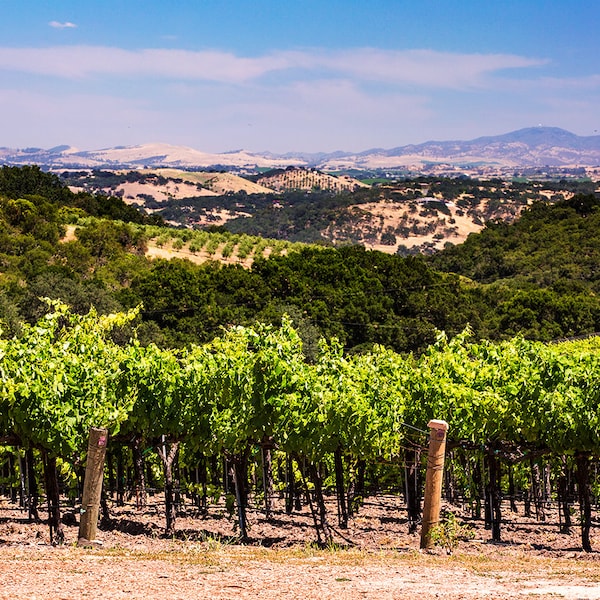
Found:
[1,127,599,171]
[366,127,600,168]
[0,143,304,170]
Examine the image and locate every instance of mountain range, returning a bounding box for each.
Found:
[1,127,599,171]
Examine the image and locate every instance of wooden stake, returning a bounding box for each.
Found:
[420,419,449,549]
[78,427,108,545]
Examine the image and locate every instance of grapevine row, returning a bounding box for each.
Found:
[137,223,311,262]
[0,304,599,547]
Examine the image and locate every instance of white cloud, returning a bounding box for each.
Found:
[0,44,592,151]
[49,21,77,29]
[0,45,545,88]
[314,48,547,88]
[0,46,290,82]
[537,74,600,91]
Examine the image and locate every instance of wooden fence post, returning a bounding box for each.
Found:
[78,427,108,545]
[420,419,449,549]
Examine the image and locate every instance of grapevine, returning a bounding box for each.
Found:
[0,306,599,549]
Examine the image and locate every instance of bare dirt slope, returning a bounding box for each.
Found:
[348,199,483,253]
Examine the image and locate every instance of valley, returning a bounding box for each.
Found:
[61,167,596,254]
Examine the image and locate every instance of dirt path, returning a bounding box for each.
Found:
[1,544,600,600]
[2,494,600,599]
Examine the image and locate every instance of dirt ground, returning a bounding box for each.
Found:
[1,494,599,599]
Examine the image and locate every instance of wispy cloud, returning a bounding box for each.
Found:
[313,48,547,88]
[0,46,286,82]
[48,21,78,30]
[0,45,545,88]
[0,44,590,152]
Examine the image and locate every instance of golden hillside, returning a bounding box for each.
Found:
[150,169,274,195]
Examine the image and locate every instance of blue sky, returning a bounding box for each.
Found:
[0,0,598,152]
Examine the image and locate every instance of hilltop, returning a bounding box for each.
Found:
[69,168,275,202]
[341,126,600,169]
[0,143,302,170]
[255,167,368,192]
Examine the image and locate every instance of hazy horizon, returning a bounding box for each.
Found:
[3,124,599,157]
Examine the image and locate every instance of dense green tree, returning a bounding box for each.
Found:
[430,194,600,292]
[0,166,72,204]
[0,166,599,354]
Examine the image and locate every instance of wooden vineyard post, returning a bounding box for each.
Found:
[420,419,449,549]
[78,427,109,546]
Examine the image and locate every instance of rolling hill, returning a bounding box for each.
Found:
[2,127,599,172]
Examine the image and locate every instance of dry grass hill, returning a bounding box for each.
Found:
[72,167,369,202]
[337,198,483,253]
[151,169,274,195]
[64,169,586,257]
[108,169,274,204]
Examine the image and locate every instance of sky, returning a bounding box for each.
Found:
[0,0,598,153]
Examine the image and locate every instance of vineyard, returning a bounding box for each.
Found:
[1,303,600,552]
[136,224,315,265]
[256,167,368,193]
